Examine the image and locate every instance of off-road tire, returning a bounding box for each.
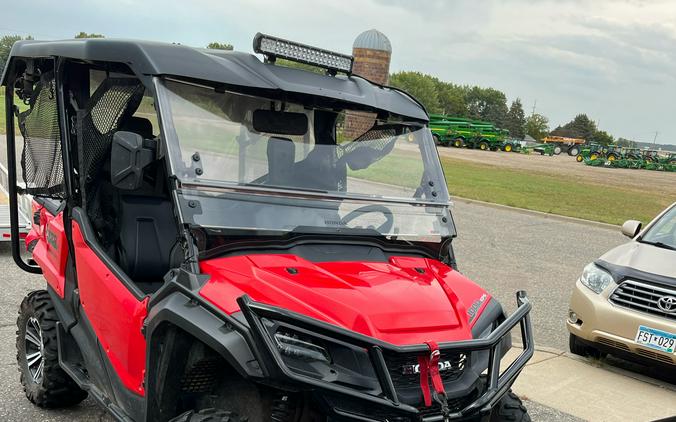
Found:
[16,290,87,408]
[432,134,442,146]
[553,146,562,155]
[479,141,489,151]
[576,154,584,162]
[569,333,603,359]
[490,390,530,422]
[453,138,464,148]
[170,408,245,422]
[568,147,579,156]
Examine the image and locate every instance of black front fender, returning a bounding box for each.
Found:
[145,291,263,380]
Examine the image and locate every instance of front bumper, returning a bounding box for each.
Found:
[238,291,534,421]
[567,280,676,366]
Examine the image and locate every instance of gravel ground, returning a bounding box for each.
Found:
[451,199,625,352]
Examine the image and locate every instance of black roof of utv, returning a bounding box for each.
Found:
[2,38,428,121]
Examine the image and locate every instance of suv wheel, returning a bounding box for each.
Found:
[169,408,244,422]
[16,290,87,408]
[569,333,603,358]
[490,390,530,421]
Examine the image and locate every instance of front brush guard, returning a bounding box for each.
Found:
[237,291,533,421]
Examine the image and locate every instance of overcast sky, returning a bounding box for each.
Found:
[3,0,675,144]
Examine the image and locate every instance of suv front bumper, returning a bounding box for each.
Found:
[567,280,676,366]
[238,291,534,421]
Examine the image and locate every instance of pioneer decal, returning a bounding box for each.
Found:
[47,229,58,249]
[467,293,488,323]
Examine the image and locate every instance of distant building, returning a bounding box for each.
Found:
[345,29,393,138]
[352,29,392,85]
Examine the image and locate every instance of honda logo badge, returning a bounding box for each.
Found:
[402,360,454,375]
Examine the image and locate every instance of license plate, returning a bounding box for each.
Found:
[635,325,676,354]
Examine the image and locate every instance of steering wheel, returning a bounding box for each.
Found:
[341,204,394,233]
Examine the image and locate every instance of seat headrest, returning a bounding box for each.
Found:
[120,116,154,139]
[266,137,295,185]
[267,137,295,159]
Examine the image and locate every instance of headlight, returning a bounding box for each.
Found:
[274,331,330,363]
[579,263,613,294]
[263,320,379,391]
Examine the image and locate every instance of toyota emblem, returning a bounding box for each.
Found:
[657,295,676,314]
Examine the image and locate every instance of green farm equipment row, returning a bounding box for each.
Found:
[429,114,509,151]
[582,149,676,172]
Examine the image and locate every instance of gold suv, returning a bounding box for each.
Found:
[567,202,676,367]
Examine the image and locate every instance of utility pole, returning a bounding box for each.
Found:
[530,100,537,117]
[653,131,658,146]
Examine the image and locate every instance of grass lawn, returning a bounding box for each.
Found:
[440,157,670,225]
[0,92,27,135]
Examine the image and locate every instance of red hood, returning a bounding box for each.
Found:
[199,254,490,345]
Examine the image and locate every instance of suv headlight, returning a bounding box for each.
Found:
[579,263,613,294]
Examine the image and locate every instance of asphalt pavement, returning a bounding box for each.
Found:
[0,198,649,422]
[451,198,625,352]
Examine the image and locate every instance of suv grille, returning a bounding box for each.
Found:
[609,280,676,321]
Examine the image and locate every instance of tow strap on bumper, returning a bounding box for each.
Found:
[419,341,451,420]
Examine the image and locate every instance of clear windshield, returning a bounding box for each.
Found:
[157,79,453,240]
[641,205,676,249]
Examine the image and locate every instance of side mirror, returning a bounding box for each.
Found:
[621,220,642,238]
[111,131,156,190]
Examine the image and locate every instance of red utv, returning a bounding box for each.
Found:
[3,34,533,421]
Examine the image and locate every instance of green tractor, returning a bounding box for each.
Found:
[466,123,507,151]
[502,136,522,152]
[622,147,643,161]
[575,142,603,162]
[603,144,622,162]
[641,149,661,163]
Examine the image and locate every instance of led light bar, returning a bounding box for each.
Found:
[253,32,353,75]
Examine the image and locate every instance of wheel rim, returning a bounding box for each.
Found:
[480,143,487,150]
[576,155,583,162]
[454,140,461,147]
[591,153,598,160]
[608,155,615,161]
[25,316,44,384]
[505,145,512,152]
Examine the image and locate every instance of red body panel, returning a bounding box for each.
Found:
[200,255,490,345]
[28,205,68,298]
[24,201,44,250]
[72,222,147,396]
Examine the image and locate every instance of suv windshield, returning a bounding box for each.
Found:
[157,79,453,241]
[640,205,676,250]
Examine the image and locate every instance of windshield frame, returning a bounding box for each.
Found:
[153,76,456,241]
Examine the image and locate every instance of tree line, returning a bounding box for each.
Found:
[388,71,615,145]
[1,33,614,145]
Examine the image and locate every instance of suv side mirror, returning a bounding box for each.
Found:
[621,220,642,238]
[111,131,156,190]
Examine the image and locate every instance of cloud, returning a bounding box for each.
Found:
[1,0,674,143]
